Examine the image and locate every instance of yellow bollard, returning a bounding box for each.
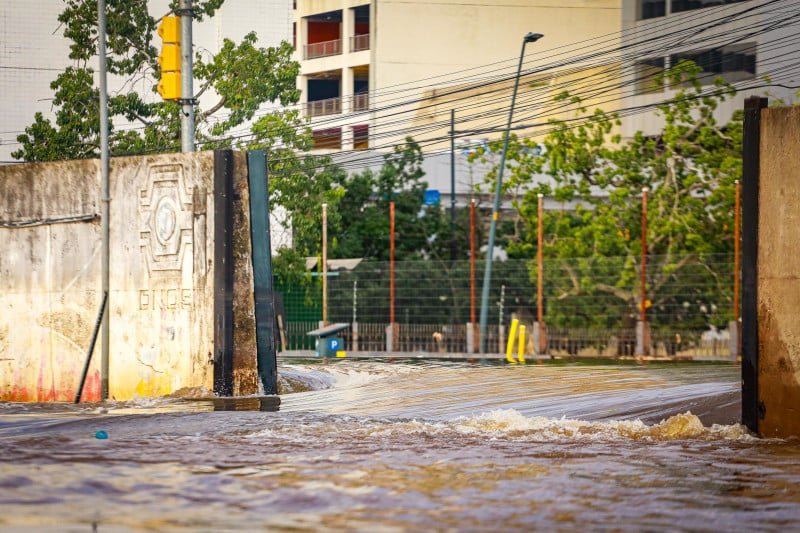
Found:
[517,325,526,364]
[506,318,519,364]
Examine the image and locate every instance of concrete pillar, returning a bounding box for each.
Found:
[342,66,354,114]
[748,104,800,438]
[343,6,355,53]
[497,324,505,355]
[298,16,308,96]
[352,321,359,351]
[385,323,393,352]
[533,321,547,355]
[341,118,354,151]
[466,322,474,353]
[635,320,651,356]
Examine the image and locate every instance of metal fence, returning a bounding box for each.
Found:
[304,39,341,59]
[306,97,342,118]
[278,255,737,358]
[350,33,370,52]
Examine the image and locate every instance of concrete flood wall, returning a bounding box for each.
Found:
[742,99,800,438]
[0,150,261,401]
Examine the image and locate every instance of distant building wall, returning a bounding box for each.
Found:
[756,105,800,438]
[0,151,260,401]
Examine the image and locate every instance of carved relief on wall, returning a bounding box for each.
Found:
[139,164,193,272]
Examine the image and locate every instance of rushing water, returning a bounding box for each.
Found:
[1,360,799,532]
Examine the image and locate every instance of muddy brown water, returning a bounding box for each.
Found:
[1,360,799,531]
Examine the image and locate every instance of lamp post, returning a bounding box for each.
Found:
[479,32,543,353]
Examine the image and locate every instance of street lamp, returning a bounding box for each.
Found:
[479,32,544,354]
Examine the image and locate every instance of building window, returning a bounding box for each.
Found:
[312,128,342,150]
[637,0,665,20]
[671,0,745,14]
[634,57,666,94]
[353,125,369,150]
[671,42,756,85]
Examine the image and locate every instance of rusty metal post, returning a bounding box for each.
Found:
[636,187,650,355]
[731,179,742,360]
[641,187,648,324]
[537,194,544,324]
[734,180,741,323]
[536,193,546,354]
[390,201,395,327]
[322,203,328,326]
[470,199,477,351]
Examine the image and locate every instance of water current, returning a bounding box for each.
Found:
[1,360,799,531]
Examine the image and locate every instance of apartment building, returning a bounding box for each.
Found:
[294,0,624,155]
[621,0,800,138]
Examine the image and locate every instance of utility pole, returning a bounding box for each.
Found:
[450,109,457,263]
[97,0,111,400]
[322,203,328,326]
[179,0,195,152]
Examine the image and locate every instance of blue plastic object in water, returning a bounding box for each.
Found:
[95,430,108,440]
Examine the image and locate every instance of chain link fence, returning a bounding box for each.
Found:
[278,254,736,358]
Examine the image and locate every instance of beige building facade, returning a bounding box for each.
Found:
[295,0,624,154]
[620,0,800,138]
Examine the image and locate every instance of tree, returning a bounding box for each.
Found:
[14,0,345,283]
[470,62,741,332]
[330,139,450,261]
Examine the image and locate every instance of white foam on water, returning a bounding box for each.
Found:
[280,362,423,393]
[454,409,755,441]
[359,409,754,443]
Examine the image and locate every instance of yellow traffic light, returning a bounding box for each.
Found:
[158,43,181,72]
[158,72,181,100]
[157,16,181,101]
[158,16,180,43]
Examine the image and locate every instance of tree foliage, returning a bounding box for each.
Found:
[330,139,450,261]
[14,0,351,284]
[471,62,741,330]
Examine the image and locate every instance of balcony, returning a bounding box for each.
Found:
[306,97,342,118]
[304,38,342,60]
[353,93,369,112]
[350,33,370,53]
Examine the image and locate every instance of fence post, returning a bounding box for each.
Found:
[533,321,547,356]
[466,322,474,353]
[635,321,650,357]
[386,323,393,352]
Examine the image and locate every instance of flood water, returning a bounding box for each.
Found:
[2,360,799,532]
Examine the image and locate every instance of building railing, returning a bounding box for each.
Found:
[353,92,369,112]
[304,38,342,60]
[350,33,370,52]
[306,97,342,118]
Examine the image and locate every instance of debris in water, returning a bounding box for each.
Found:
[95,430,108,440]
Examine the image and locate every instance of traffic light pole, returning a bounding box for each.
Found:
[97,0,111,400]
[179,0,195,152]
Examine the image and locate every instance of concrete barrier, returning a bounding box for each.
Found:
[742,99,800,438]
[0,150,262,401]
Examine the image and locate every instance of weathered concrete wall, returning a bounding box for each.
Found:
[1,159,105,401]
[758,106,800,438]
[0,151,257,401]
